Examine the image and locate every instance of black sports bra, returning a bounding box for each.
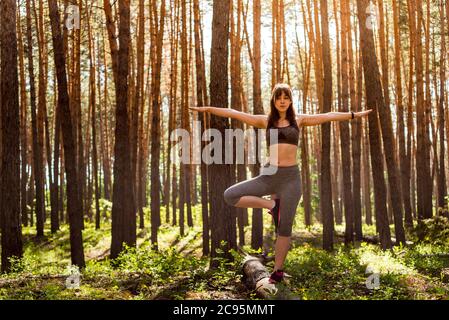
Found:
[266,122,300,147]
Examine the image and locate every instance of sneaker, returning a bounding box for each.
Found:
[269,269,284,284]
[268,198,281,233]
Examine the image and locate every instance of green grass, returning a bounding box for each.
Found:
[1,204,449,300]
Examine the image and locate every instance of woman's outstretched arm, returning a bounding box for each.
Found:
[189,106,267,128]
[297,110,372,126]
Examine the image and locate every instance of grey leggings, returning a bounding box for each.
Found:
[224,163,302,237]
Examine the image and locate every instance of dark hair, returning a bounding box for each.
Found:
[267,83,297,129]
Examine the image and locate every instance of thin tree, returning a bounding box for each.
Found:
[134,0,145,228]
[17,8,29,228]
[26,0,45,238]
[209,0,236,267]
[409,0,432,219]
[110,0,136,259]
[150,0,166,246]
[249,0,265,250]
[436,0,447,212]
[320,0,335,251]
[48,0,85,267]
[356,0,392,249]
[193,0,210,255]
[393,0,413,228]
[340,0,355,244]
[86,2,101,230]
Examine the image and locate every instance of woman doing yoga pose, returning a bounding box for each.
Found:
[189,83,372,284]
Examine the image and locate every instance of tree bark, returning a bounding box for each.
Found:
[26,0,45,238]
[356,0,392,249]
[320,0,335,251]
[48,0,85,267]
[110,0,136,259]
[209,0,236,268]
[250,0,264,251]
[150,0,165,247]
[1,0,23,273]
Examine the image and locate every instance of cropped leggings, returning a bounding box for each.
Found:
[223,163,302,237]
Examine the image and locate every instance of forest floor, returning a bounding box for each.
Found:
[1,204,449,300]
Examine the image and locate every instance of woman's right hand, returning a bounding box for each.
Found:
[189,106,210,113]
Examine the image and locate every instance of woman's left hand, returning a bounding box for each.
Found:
[355,109,373,118]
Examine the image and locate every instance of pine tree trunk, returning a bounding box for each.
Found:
[320,0,335,251]
[86,4,101,230]
[1,0,23,273]
[17,9,29,228]
[48,0,85,267]
[346,0,362,241]
[340,0,355,244]
[111,0,136,259]
[150,0,165,246]
[393,0,413,228]
[209,0,236,268]
[134,0,145,229]
[409,0,432,219]
[193,0,210,255]
[437,0,447,211]
[250,0,264,250]
[356,0,392,249]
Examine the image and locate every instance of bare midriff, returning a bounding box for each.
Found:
[268,143,298,167]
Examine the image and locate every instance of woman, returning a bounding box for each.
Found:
[190,83,372,284]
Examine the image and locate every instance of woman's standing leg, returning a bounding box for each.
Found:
[273,236,291,271]
[272,175,302,272]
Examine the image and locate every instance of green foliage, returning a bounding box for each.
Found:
[283,242,448,300]
[114,244,206,284]
[413,216,449,245]
[98,199,112,219]
[402,243,449,279]
[2,207,449,300]
[208,248,243,289]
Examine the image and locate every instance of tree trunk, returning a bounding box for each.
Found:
[26,0,45,238]
[340,0,355,244]
[86,3,101,230]
[110,0,136,259]
[135,0,145,229]
[209,0,236,268]
[48,0,85,267]
[1,0,23,273]
[193,0,210,255]
[17,8,29,228]
[375,0,406,244]
[250,0,264,250]
[409,0,432,219]
[393,0,413,228]
[437,0,447,211]
[320,0,334,251]
[345,0,362,241]
[150,0,165,247]
[356,0,392,249]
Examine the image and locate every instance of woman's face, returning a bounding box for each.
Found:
[273,91,291,113]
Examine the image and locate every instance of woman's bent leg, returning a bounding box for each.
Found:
[234,196,274,210]
[223,175,275,209]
